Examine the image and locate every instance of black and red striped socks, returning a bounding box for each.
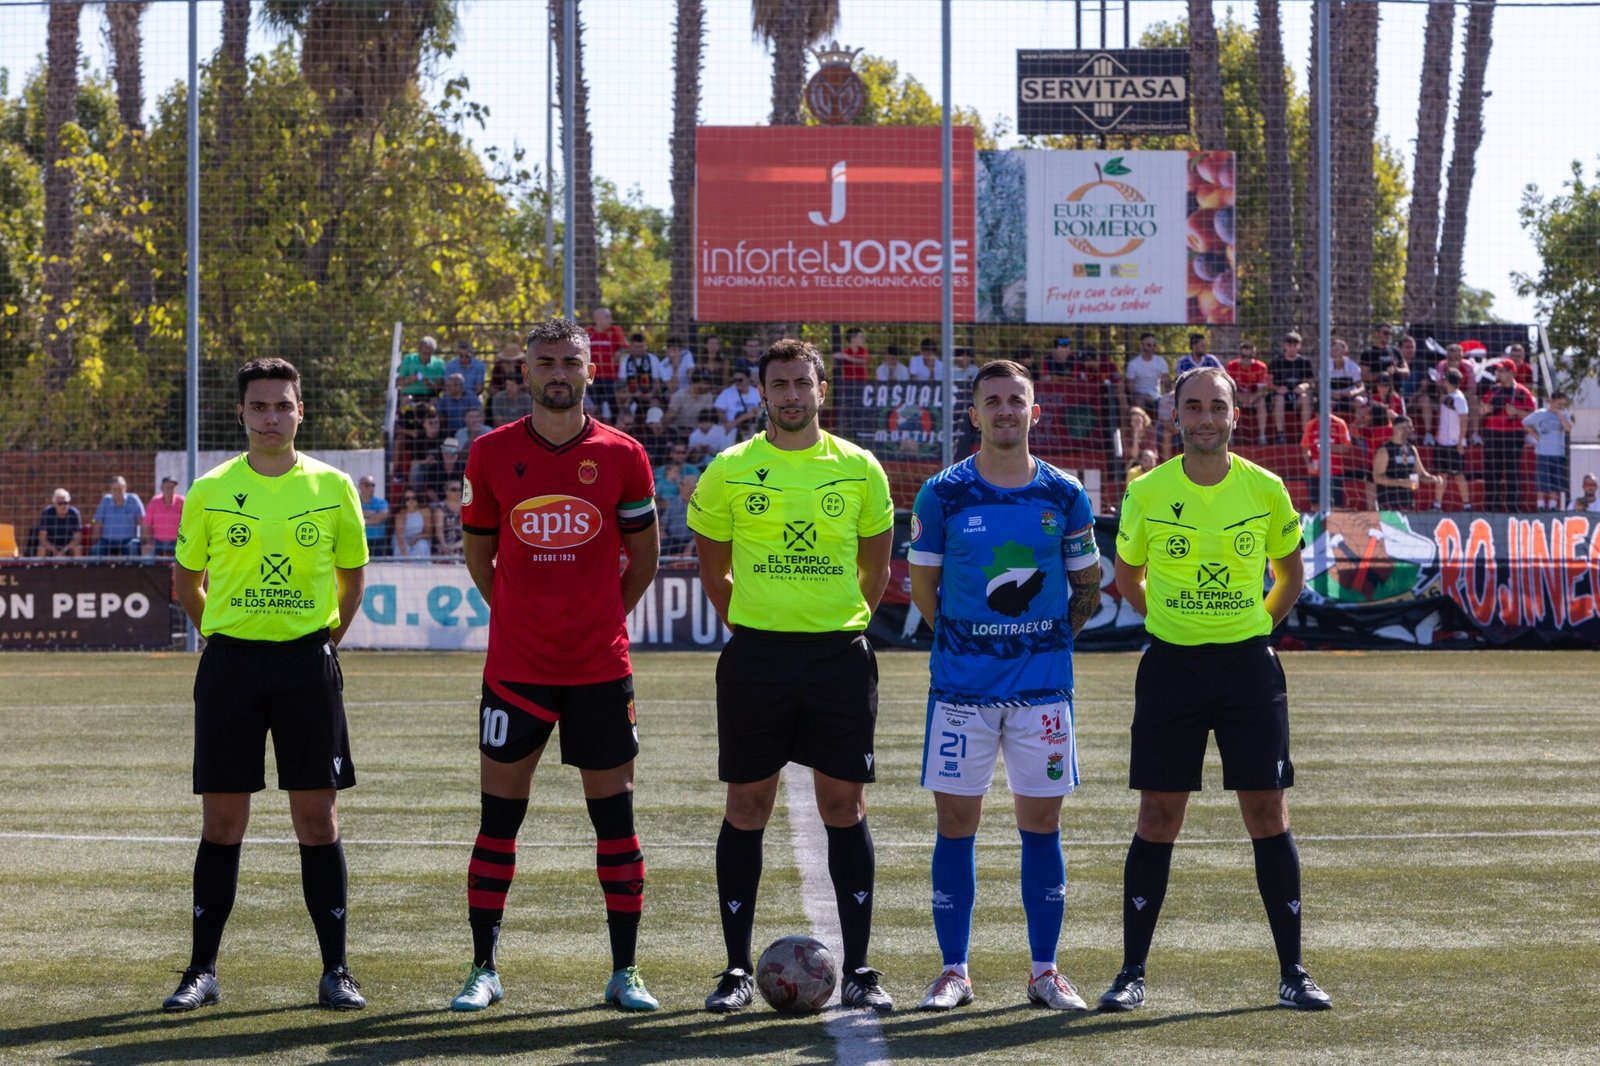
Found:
[467,792,528,971]
[587,791,644,971]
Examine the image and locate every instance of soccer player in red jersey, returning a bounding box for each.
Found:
[449,317,661,1012]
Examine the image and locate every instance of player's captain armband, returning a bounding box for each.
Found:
[1063,525,1099,569]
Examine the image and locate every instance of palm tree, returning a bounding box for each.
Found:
[1437,0,1496,325]
[1332,0,1379,336]
[105,1,147,133]
[1402,0,1455,325]
[262,1,456,283]
[43,0,83,389]
[1188,0,1225,151]
[751,0,838,126]
[1255,0,1295,332]
[217,0,252,150]
[551,0,599,318]
[670,0,705,343]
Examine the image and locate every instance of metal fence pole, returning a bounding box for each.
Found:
[1316,0,1333,519]
[940,0,954,468]
[184,0,200,653]
[562,0,576,319]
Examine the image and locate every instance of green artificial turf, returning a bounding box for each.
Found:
[1,650,1596,1064]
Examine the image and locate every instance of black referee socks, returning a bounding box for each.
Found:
[300,840,349,972]
[825,818,876,975]
[1121,833,1174,971]
[1251,830,1304,977]
[189,838,241,973]
[715,820,764,972]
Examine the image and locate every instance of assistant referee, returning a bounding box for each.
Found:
[162,357,369,1013]
[1098,366,1332,1013]
[688,338,896,1013]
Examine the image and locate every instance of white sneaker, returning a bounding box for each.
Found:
[1027,969,1088,1011]
[917,970,974,1011]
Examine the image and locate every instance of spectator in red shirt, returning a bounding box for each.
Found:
[587,307,626,416]
[1368,372,1405,419]
[1225,341,1272,444]
[1302,413,1360,509]
[1494,342,1535,388]
[834,328,870,385]
[1479,361,1537,510]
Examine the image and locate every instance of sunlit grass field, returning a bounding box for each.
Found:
[1,649,1597,1064]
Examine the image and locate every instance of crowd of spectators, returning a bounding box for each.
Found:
[25,475,185,558]
[379,318,1580,556]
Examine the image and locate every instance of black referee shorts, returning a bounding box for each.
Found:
[1129,635,1293,793]
[193,629,355,794]
[716,627,878,784]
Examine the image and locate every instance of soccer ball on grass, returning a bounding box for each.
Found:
[756,934,837,1013]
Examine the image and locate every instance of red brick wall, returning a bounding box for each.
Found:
[1,451,158,554]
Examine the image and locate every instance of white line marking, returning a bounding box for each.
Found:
[3,828,1597,849]
[781,763,891,1066]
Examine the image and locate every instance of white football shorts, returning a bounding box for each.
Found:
[920,697,1079,798]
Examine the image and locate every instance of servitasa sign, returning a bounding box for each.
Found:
[694,126,976,322]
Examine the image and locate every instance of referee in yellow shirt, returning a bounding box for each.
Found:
[162,358,369,1013]
[1098,366,1332,1013]
[688,339,896,1013]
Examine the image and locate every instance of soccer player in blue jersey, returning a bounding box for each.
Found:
[907,359,1104,1011]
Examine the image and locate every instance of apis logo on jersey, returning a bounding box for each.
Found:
[512,494,603,549]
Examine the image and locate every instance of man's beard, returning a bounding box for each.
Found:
[534,381,584,411]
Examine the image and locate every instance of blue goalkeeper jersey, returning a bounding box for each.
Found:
[908,456,1099,706]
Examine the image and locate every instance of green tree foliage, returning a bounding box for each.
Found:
[0,45,552,451]
[805,53,999,148]
[1515,161,1600,387]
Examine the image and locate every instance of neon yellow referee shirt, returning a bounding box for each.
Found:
[1116,454,1301,645]
[175,453,368,640]
[687,431,893,632]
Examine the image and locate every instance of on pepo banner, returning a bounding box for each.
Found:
[0,561,173,649]
[694,126,976,323]
[977,149,1235,325]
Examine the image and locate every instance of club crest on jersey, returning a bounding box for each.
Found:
[577,459,599,485]
[1040,510,1060,535]
[511,494,603,549]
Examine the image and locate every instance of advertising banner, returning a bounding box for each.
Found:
[342,562,727,651]
[977,149,1235,325]
[1017,49,1191,136]
[695,126,976,323]
[0,562,173,649]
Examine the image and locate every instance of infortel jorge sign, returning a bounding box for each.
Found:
[695,126,976,323]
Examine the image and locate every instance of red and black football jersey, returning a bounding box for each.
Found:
[462,416,656,685]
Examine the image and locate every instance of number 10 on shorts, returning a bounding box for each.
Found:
[481,707,509,748]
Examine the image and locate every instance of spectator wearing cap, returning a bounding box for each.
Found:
[143,476,185,557]
[36,488,83,558]
[434,372,482,436]
[450,338,487,398]
[1479,361,1537,510]
[91,476,144,557]
[490,371,532,427]
[398,335,446,400]
[411,433,464,504]
[358,474,390,557]
[714,365,762,440]
[454,407,491,452]
[489,341,525,395]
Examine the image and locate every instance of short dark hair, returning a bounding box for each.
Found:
[1013,343,1034,360]
[629,331,645,342]
[1285,330,1302,344]
[237,357,301,403]
[1188,332,1207,347]
[885,344,902,358]
[526,317,591,356]
[1444,368,1463,386]
[1140,332,1157,343]
[920,337,937,351]
[1173,366,1236,407]
[972,359,1033,401]
[758,338,827,387]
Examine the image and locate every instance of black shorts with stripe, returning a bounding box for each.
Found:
[477,675,638,770]
[193,629,354,793]
[1129,635,1293,793]
[716,627,878,784]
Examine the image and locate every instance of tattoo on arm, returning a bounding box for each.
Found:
[1068,564,1101,635]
